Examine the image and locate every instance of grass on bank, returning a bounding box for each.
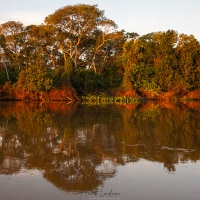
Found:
[81,94,142,105]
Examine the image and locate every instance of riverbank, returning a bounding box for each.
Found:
[1,82,200,102]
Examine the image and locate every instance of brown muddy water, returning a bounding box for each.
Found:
[0,101,200,200]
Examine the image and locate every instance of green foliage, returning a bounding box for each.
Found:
[0,69,8,85]
[130,64,160,92]
[52,57,74,88]
[71,68,122,95]
[71,69,101,94]
[64,57,73,75]
[0,67,18,85]
[122,30,200,93]
[16,65,53,92]
[101,64,123,88]
[175,34,200,91]
[52,67,67,88]
[81,94,140,105]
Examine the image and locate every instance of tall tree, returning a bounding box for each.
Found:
[44,4,118,70]
[19,24,60,69]
[0,21,24,70]
[175,34,200,90]
[151,30,178,91]
[121,34,141,90]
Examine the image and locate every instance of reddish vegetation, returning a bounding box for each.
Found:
[136,89,200,100]
[0,83,79,102]
[14,89,48,101]
[0,82,200,102]
[137,90,160,99]
[112,88,200,100]
[48,86,79,101]
[185,90,200,100]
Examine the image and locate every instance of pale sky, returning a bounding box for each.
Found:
[0,0,200,40]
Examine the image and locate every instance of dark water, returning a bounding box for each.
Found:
[0,101,200,200]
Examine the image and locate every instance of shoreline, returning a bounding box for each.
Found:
[1,84,200,103]
[0,95,199,103]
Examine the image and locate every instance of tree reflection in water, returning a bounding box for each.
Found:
[0,101,200,191]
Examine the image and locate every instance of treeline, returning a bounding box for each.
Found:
[0,4,200,100]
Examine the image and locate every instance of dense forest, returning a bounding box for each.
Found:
[0,4,200,101]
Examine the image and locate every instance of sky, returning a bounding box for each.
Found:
[0,0,200,40]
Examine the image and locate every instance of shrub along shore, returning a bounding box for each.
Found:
[0,83,199,102]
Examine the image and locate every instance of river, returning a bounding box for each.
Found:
[0,101,200,200]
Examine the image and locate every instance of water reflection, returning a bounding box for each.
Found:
[0,101,200,192]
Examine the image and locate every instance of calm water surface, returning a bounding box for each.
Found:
[0,101,200,200]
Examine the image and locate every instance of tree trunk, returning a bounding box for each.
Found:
[92,54,97,73]
[3,62,9,81]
